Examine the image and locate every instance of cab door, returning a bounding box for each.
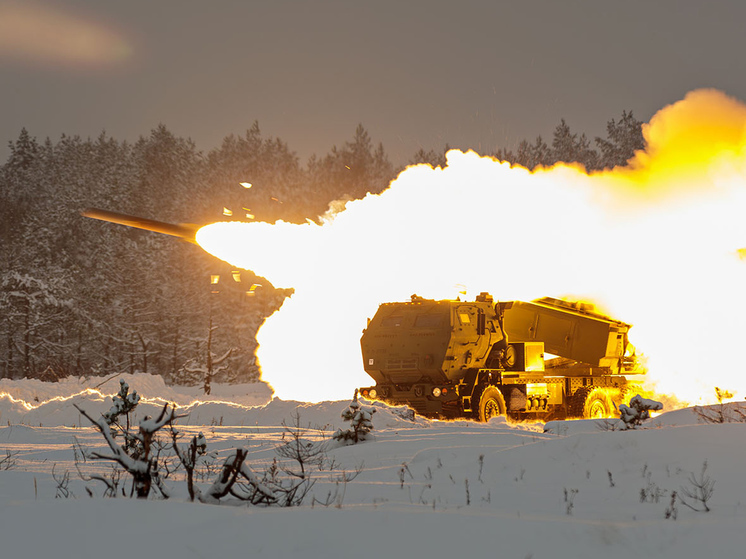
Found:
[454,306,493,367]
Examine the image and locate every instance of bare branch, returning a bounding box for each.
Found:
[200,449,247,503]
[679,461,715,513]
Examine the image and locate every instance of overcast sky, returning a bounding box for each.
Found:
[2,0,746,165]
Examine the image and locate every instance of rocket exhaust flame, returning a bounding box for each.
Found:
[195,89,746,405]
[84,89,746,406]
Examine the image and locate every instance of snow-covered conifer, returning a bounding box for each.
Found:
[595,110,645,168]
[333,389,377,444]
[103,379,140,425]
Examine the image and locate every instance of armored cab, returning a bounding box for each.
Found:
[360,293,643,421]
[361,293,505,384]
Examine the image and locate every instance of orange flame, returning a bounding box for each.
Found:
[197,89,746,405]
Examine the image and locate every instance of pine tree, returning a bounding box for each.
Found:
[130,124,203,221]
[0,271,73,378]
[551,119,599,170]
[0,129,41,267]
[513,136,553,169]
[595,110,645,168]
[408,145,449,168]
[6,128,39,172]
[205,122,306,223]
[333,389,377,444]
[306,124,395,214]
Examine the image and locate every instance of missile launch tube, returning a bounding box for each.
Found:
[82,208,199,243]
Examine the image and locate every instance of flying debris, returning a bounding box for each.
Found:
[246,283,262,297]
[81,208,200,244]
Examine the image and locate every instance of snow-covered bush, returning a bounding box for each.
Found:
[0,450,18,470]
[170,429,208,501]
[101,380,141,453]
[196,413,361,507]
[619,394,663,429]
[680,460,715,513]
[103,380,141,424]
[693,387,746,423]
[75,394,354,506]
[333,389,376,444]
[75,399,183,498]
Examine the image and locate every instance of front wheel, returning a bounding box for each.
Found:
[475,385,507,422]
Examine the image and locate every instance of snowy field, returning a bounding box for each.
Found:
[2,373,746,559]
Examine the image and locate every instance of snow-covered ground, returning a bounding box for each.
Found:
[2,373,745,558]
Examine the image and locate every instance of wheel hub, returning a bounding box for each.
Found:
[589,400,607,419]
[484,399,500,419]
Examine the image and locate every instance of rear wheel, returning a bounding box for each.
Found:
[570,387,614,419]
[475,386,507,422]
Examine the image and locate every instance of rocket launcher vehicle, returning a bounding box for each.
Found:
[359,292,644,421]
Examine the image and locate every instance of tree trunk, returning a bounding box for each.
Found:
[23,295,31,377]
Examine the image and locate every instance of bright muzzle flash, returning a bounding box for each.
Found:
[196,89,746,405]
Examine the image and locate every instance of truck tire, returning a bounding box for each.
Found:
[570,387,614,419]
[475,386,507,422]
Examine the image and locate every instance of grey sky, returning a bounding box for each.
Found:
[2,0,745,165]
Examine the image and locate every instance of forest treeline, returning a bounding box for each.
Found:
[0,112,644,386]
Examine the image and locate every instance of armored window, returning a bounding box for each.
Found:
[381,315,404,328]
[458,312,471,325]
[414,314,444,328]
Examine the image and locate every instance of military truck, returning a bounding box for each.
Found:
[359,293,643,421]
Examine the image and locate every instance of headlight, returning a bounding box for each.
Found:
[432,387,442,397]
[369,388,378,399]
